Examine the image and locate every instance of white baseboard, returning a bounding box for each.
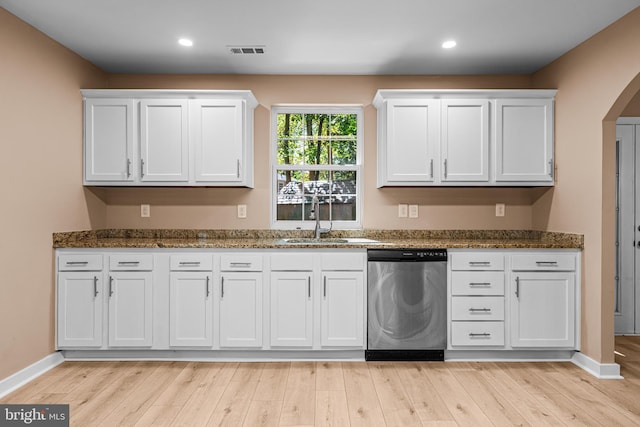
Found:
[572,351,623,379]
[0,352,65,399]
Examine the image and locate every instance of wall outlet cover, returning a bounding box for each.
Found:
[237,204,247,218]
[409,204,419,218]
[398,204,408,218]
[140,204,150,218]
[495,203,505,217]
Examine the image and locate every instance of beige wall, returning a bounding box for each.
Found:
[532,7,640,363]
[0,10,107,380]
[104,74,538,230]
[622,89,640,116]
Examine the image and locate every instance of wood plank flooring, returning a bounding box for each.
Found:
[3,337,640,426]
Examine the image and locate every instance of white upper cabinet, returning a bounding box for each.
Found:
[84,98,134,182]
[494,98,554,183]
[191,99,246,183]
[82,90,257,187]
[381,99,440,185]
[140,99,189,182]
[373,89,556,187]
[441,99,489,182]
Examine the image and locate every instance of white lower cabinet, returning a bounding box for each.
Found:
[169,272,213,347]
[321,271,364,347]
[107,271,153,347]
[448,249,580,352]
[510,272,576,348]
[219,272,263,347]
[270,271,313,347]
[57,271,103,348]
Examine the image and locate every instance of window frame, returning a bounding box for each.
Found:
[270,105,364,230]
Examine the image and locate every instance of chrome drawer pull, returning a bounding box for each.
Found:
[93,276,99,297]
[206,276,210,297]
[118,261,140,265]
[535,261,558,266]
[179,261,201,266]
[469,261,491,266]
[230,262,251,268]
[469,333,491,338]
[66,261,88,265]
[469,282,491,287]
[468,308,491,313]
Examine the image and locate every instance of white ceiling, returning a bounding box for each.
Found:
[2,0,639,75]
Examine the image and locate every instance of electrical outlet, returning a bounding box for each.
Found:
[237,204,247,218]
[495,203,505,217]
[398,204,408,218]
[409,204,419,218]
[140,204,150,218]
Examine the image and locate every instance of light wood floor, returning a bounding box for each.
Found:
[3,337,640,426]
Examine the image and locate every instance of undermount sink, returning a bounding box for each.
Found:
[276,237,380,245]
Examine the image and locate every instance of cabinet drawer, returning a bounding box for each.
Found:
[511,254,576,271]
[450,321,505,346]
[450,253,504,271]
[220,254,263,271]
[58,254,103,271]
[321,253,366,271]
[451,271,504,296]
[170,254,213,271]
[109,254,153,271]
[270,253,314,271]
[451,296,504,321]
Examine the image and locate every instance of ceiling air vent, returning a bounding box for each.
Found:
[229,46,265,55]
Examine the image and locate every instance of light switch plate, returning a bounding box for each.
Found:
[237,204,247,218]
[398,204,408,218]
[409,204,419,218]
[495,203,505,217]
[140,204,150,218]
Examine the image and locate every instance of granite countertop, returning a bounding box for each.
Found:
[53,229,584,250]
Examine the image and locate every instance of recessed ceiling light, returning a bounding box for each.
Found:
[178,38,193,47]
[442,40,457,49]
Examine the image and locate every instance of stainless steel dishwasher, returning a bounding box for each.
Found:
[366,248,447,361]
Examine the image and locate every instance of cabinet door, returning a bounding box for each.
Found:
[57,272,103,348]
[510,272,575,348]
[84,98,134,182]
[441,99,489,182]
[495,98,554,183]
[384,99,440,184]
[191,99,244,183]
[140,99,189,182]
[108,272,153,347]
[219,273,263,347]
[321,272,364,347]
[270,272,313,347]
[169,272,213,347]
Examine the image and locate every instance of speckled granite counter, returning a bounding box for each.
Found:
[53,229,583,249]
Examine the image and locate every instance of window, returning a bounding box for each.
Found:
[271,106,362,229]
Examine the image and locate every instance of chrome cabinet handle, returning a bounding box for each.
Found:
[93,276,99,297]
[323,276,327,298]
[221,277,224,299]
[118,261,140,266]
[535,261,558,266]
[179,261,201,266]
[126,158,131,178]
[109,276,114,296]
[443,159,448,179]
[206,276,210,297]
[308,276,311,299]
[515,276,520,298]
[430,159,434,179]
[468,308,491,312]
[66,261,88,265]
[548,158,553,178]
[469,333,491,338]
[237,159,241,178]
[469,261,491,266]
[230,262,251,268]
[141,158,145,177]
[469,282,491,287]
